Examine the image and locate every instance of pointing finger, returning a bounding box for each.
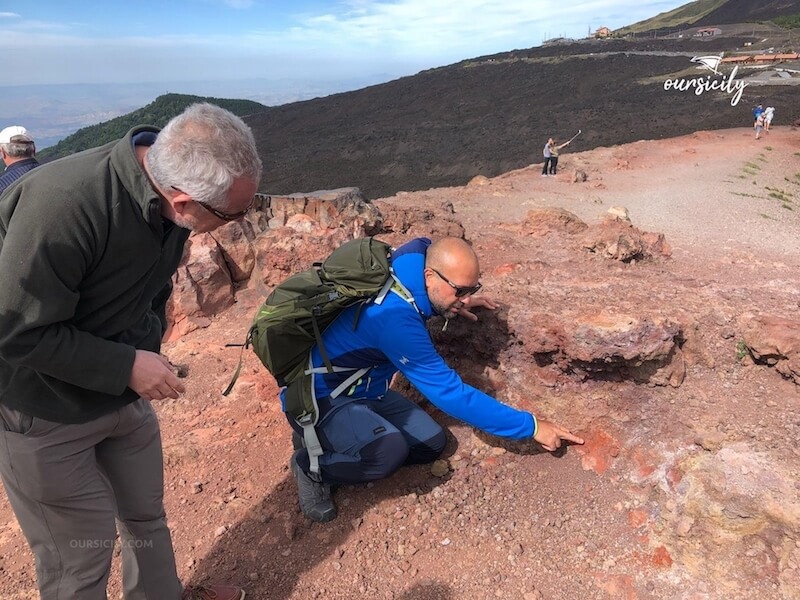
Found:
[560,430,585,445]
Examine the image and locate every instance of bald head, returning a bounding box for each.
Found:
[424,238,482,318]
[426,237,479,274]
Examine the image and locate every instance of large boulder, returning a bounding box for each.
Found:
[209,220,256,283]
[520,207,588,237]
[256,187,383,234]
[581,216,671,262]
[515,311,685,387]
[167,188,385,336]
[373,200,465,246]
[166,235,234,340]
[740,314,800,384]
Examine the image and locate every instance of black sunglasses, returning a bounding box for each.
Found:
[171,186,253,222]
[431,268,482,298]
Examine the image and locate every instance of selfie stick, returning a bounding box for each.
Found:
[567,129,582,144]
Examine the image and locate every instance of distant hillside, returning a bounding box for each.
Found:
[33,39,799,200]
[243,35,798,199]
[696,0,800,26]
[616,0,729,34]
[616,0,800,34]
[38,94,266,161]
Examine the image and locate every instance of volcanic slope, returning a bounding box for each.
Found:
[247,39,797,200]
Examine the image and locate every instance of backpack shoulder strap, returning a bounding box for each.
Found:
[388,273,422,315]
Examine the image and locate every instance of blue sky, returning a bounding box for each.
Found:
[0,0,691,87]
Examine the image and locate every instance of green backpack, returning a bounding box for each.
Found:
[224,237,394,471]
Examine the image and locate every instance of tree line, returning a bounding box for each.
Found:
[38,93,266,162]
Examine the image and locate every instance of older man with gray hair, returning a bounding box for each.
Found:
[0,125,39,195]
[0,103,261,600]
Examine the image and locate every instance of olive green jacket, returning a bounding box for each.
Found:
[0,127,190,423]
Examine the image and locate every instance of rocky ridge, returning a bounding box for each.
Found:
[1,127,799,599]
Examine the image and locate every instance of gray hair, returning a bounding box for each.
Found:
[1,140,35,159]
[146,103,262,207]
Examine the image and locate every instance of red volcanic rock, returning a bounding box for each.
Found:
[373,200,465,246]
[210,221,255,283]
[573,169,588,183]
[741,314,800,384]
[249,226,359,292]
[257,187,383,234]
[166,234,234,340]
[515,311,685,387]
[594,574,637,599]
[520,207,588,237]
[167,188,384,334]
[581,217,671,262]
[575,429,621,474]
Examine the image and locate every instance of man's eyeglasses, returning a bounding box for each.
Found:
[431,268,482,298]
[171,186,253,222]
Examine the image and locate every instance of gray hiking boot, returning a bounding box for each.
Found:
[290,450,337,523]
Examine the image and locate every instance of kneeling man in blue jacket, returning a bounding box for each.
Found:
[288,236,584,522]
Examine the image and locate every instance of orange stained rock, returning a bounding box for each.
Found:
[651,545,673,567]
[627,508,648,529]
[574,429,621,474]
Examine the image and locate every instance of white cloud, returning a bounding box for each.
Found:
[0,16,73,34]
[274,0,684,59]
[0,0,689,85]
[0,12,21,18]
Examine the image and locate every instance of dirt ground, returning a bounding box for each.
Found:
[1,126,800,599]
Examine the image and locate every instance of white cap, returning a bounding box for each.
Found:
[0,125,34,144]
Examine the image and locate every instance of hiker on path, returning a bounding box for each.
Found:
[753,103,764,127]
[764,106,775,131]
[755,112,766,139]
[542,138,553,176]
[0,103,261,600]
[548,138,571,175]
[0,125,39,196]
[287,236,584,523]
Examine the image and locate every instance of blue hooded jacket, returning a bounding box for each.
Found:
[294,237,535,440]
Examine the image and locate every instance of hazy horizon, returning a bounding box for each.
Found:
[0,73,399,149]
[0,0,691,147]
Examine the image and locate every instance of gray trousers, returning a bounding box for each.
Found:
[0,398,183,600]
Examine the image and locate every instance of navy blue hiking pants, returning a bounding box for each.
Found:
[289,390,447,485]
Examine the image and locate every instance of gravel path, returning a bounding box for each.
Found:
[393,126,800,265]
